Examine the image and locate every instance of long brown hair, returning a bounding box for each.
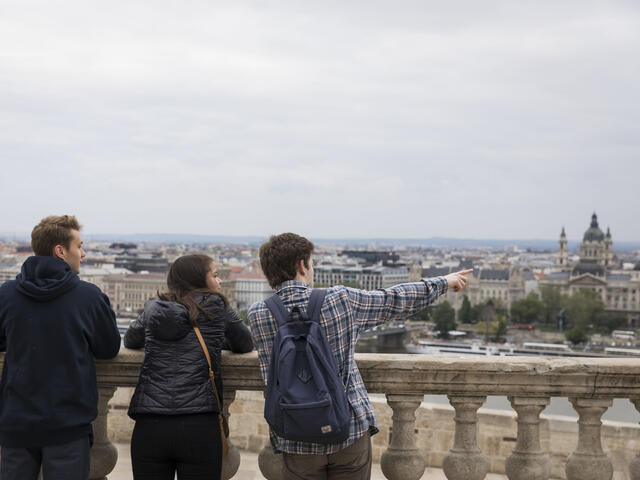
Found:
[158,254,228,326]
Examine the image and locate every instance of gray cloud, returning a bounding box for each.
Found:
[1,0,639,240]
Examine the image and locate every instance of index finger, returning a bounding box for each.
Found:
[457,269,474,276]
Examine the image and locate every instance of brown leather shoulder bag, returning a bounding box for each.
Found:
[193,326,229,457]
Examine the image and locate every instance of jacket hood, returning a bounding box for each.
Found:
[144,299,192,341]
[16,256,80,302]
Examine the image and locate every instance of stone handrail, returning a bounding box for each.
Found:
[4,350,640,480]
[98,348,640,395]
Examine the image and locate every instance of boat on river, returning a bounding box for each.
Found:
[403,340,625,358]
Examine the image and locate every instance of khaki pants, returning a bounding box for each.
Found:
[282,434,372,480]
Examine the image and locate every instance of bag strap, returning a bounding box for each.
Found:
[193,326,222,406]
[265,289,327,326]
[264,294,290,327]
[306,289,326,323]
[193,325,228,456]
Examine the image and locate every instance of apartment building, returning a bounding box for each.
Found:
[314,264,410,290]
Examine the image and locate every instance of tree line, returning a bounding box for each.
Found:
[412,286,627,345]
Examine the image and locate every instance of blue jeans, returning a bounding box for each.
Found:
[0,435,91,480]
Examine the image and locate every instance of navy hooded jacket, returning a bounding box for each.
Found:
[0,256,120,447]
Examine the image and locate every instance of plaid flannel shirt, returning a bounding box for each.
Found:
[248,277,448,455]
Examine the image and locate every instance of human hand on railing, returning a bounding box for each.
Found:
[444,269,473,292]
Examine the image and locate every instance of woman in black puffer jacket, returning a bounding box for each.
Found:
[124,254,253,480]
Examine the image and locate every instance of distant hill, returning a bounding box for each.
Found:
[74,234,640,252]
[2,232,638,251]
[85,233,266,245]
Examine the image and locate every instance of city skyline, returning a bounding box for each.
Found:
[1,1,639,240]
[2,231,640,253]
[1,211,639,250]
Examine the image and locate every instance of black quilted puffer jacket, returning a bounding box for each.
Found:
[124,294,253,418]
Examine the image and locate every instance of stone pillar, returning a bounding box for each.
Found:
[380,394,425,480]
[628,399,640,480]
[505,396,551,480]
[221,389,240,480]
[565,397,613,480]
[257,391,283,480]
[442,395,488,480]
[89,386,118,480]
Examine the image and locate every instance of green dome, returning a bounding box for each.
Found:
[583,213,605,242]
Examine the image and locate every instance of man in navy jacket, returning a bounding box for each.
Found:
[0,215,121,480]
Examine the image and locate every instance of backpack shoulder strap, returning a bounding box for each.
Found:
[307,289,326,323]
[264,293,290,327]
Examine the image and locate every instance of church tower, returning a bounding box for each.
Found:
[604,227,613,267]
[558,227,568,268]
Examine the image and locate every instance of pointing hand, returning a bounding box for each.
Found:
[444,269,473,292]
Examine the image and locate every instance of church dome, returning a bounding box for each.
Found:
[573,261,605,276]
[583,213,605,242]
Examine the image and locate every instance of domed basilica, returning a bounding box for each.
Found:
[540,213,640,328]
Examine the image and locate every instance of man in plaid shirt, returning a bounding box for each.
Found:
[248,233,472,480]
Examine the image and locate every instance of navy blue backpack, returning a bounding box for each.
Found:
[264,289,350,444]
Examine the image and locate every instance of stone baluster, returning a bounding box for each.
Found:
[258,391,283,480]
[221,389,240,480]
[442,395,488,480]
[565,397,613,480]
[505,396,551,480]
[89,386,118,480]
[380,394,425,480]
[627,399,640,480]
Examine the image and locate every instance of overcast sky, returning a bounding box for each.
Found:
[1,1,639,241]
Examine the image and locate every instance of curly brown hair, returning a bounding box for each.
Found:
[259,233,314,289]
[31,215,82,256]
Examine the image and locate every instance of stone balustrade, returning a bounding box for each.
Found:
[3,350,640,480]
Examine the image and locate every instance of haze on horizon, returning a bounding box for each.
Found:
[1,1,639,241]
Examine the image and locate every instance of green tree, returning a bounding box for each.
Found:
[510,293,545,325]
[565,289,605,330]
[481,300,496,343]
[493,300,509,318]
[458,296,472,324]
[565,326,589,345]
[410,307,432,322]
[480,312,508,343]
[433,301,456,339]
[540,286,567,326]
[493,314,509,342]
[469,304,484,324]
[598,313,626,334]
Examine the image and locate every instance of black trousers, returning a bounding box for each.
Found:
[0,435,91,480]
[131,413,222,480]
